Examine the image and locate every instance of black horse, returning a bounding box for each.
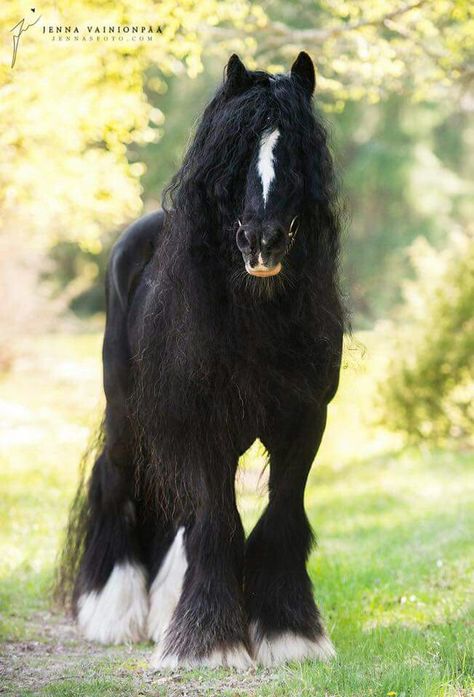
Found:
[60,52,344,669]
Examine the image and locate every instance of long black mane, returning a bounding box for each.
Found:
[130,66,345,518]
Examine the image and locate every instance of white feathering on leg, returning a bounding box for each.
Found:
[148,528,254,671]
[77,562,148,644]
[250,622,336,667]
[150,643,254,671]
[147,527,188,645]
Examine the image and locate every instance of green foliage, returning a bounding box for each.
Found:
[380,231,474,446]
[335,98,473,321]
[252,0,474,105]
[0,0,264,246]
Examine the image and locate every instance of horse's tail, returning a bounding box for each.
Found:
[53,419,105,613]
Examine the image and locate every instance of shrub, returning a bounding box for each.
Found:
[380,230,473,447]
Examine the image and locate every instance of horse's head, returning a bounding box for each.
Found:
[164,52,337,286]
[229,53,316,278]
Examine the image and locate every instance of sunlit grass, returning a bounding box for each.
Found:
[1,330,472,696]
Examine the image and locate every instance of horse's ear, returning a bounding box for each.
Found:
[225,54,252,95]
[290,52,315,94]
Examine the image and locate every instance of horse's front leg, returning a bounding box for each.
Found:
[150,455,252,670]
[246,405,335,666]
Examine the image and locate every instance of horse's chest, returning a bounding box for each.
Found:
[220,335,314,410]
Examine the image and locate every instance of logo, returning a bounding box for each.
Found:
[10,8,41,68]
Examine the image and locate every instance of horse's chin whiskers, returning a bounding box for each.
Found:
[229,261,292,300]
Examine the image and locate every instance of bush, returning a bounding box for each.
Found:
[381,230,473,447]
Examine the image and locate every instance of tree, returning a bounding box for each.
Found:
[217,0,474,105]
[0,0,263,357]
[0,0,264,248]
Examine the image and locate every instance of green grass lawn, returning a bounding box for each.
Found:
[0,330,473,696]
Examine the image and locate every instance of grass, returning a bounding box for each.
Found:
[0,329,473,696]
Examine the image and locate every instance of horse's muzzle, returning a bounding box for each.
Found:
[245,261,282,277]
[237,223,286,278]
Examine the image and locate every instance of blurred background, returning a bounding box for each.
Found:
[0,1,473,694]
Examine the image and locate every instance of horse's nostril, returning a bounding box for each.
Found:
[262,228,286,253]
[236,228,258,254]
[236,228,248,252]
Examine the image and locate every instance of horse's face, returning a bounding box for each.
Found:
[236,125,302,278]
[229,53,316,278]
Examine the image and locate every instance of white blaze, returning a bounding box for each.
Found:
[257,128,280,207]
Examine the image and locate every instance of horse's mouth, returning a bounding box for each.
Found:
[245,262,282,278]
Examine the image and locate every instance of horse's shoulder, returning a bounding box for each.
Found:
[108,209,165,312]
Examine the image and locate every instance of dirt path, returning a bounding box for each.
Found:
[0,612,276,696]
